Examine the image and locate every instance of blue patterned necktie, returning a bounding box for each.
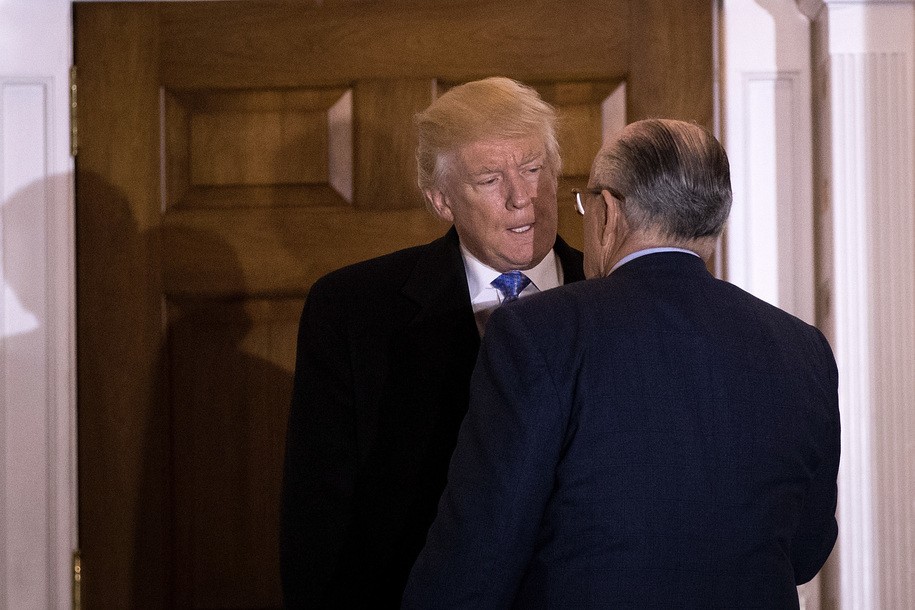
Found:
[491,271,531,304]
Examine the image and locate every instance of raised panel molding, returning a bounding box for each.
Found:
[164,87,353,210]
[723,1,815,325]
[740,72,814,322]
[1,79,51,610]
[1,77,73,610]
[354,79,433,210]
[532,79,624,177]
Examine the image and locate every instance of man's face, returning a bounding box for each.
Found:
[427,136,558,272]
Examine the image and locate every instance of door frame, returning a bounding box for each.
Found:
[0,1,76,608]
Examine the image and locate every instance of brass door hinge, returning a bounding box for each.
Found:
[72,549,82,610]
[69,66,78,157]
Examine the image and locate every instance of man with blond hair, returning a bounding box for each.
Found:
[280,77,584,607]
[404,119,839,608]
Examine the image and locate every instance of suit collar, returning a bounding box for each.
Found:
[611,247,701,274]
[610,249,711,279]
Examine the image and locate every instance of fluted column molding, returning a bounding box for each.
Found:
[807,1,915,607]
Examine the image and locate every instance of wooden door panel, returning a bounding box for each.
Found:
[629,0,716,124]
[77,1,712,608]
[162,207,446,296]
[354,79,434,210]
[158,2,630,88]
[75,5,169,607]
[540,80,624,177]
[165,87,352,209]
[170,298,299,607]
[547,80,627,252]
[189,108,329,186]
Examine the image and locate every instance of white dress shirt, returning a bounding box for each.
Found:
[460,246,563,335]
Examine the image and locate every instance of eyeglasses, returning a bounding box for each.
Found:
[571,187,619,215]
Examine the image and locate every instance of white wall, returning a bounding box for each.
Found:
[0,1,76,608]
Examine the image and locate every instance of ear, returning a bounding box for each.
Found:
[425,188,454,223]
[600,189,629,261]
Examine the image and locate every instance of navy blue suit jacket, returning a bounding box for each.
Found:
[280,227,584,608]
[403,252,839,609]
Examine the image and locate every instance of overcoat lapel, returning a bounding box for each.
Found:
[394,226,480,433]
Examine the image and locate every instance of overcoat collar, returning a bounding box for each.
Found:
[400,227,474,322]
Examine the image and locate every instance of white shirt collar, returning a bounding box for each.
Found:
[460,245,562,304]
[610,247,700,273]
[459,245,562,335]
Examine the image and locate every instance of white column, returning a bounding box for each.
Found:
[722,0,815,324]
[815,1,915,608]
[0,1,76,609]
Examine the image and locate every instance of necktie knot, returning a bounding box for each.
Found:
[491,271,531,304]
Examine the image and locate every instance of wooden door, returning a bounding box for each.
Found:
[75,1,713,607]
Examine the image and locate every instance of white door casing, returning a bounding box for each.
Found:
[0,1,76,609]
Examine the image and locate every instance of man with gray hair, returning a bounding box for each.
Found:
[404,119,839,608]
[280,77,584,607]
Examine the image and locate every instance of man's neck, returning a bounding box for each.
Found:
[607,233,715,271]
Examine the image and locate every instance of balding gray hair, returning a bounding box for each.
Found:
[594,119,732,240]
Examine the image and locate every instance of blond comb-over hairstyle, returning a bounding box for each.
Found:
[415,77,561,202]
